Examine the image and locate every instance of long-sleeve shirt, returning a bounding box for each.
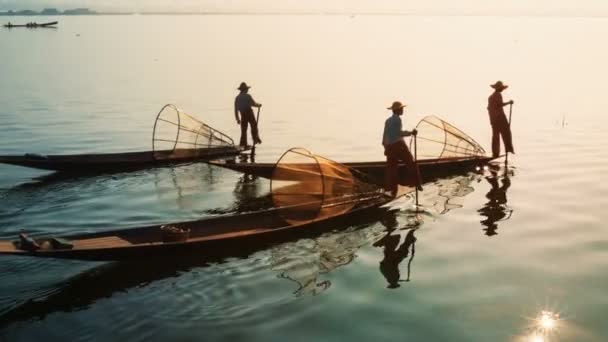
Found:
[487,91,506,119]
[235,93,256,114]
[382,114,413,146]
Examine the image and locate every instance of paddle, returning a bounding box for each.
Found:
[506,102,513,165]
[252,106,262,155]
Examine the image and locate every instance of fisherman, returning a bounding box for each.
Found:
[382,101,423,197]
[487,81,515,158]
[234,82,262,147]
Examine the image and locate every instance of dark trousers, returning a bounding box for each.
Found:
[239,108,260,147]
[384,140,422,195]
[490,114,514,158]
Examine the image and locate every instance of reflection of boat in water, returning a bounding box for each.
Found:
[478,167,513,236]
[0,148,393,261]
[0,257,215,326]
[210,116,496,186]
[0,104,249,174]
[3,21,58,28]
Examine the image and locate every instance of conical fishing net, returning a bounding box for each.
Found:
[411,116,486,160]
[152,104,235,155]
[271,148,383,224]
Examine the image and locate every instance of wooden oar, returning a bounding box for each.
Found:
[506,103,513,165]
[252,106,262,155]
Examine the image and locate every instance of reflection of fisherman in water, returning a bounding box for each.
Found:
[374,214,418,288]
[478,168,512,236]
[231,173,271,213]
[234,174,259,201]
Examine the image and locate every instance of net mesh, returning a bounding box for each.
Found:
[271,148,383,224]
[152,104,235,153]
[411,116,486,160]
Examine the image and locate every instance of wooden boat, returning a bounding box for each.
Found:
[210,116,497,186]
[210,156,495,186]
[4,21,58,28]
[0,148,394,261]
[0,147,248,173]
[0,195,390,261]
[0,104,250,174]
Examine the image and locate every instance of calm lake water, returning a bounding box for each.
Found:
[1,14,608,342]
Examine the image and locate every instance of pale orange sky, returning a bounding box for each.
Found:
[3,0,608,15]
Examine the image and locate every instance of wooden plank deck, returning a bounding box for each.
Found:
[0,241,18,252]
[73,236,131,250]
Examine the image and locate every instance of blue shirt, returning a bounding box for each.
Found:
[383,114,411,145]
[234,93,256,113]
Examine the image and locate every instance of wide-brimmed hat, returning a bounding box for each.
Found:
[490,81,508,90]
[387,101,407,111]
[237,82,251,91]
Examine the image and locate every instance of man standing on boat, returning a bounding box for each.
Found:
[235,82,262,147]
[382,101,423,197]
[487,81,514,158]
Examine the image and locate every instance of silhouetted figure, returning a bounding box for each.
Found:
[478,170,511,236]
[234,82,262,147]
[487,81,515,158]
[373,228,417,289]
[382,101,423,197]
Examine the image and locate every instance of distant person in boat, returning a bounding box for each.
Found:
[382,101,423,197]
[234,82,262,147]
[487,81,515,158]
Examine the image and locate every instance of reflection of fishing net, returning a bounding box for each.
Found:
[270,224,381,296]
[271,148,382,224]
[152,104,235,153]
[411,116,486,159]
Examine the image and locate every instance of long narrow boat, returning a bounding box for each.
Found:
[210,116,498,186]
[0,147,247,173]
[3,21,58,28]
[0,195,390,261]
[0,148,394,261]
[210,156,495,186]
[0,104,250,174]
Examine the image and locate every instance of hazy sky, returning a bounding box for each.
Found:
[1,0,607,15]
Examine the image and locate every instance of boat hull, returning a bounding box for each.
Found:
[0,146,250,173]
[0,195,391,261]
[210,156,495,186]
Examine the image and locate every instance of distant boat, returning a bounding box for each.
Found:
[3,21,58,28]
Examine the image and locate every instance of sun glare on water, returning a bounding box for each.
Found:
[529,333,545,342]
[523,310,562,342]
[537,310,559,331]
